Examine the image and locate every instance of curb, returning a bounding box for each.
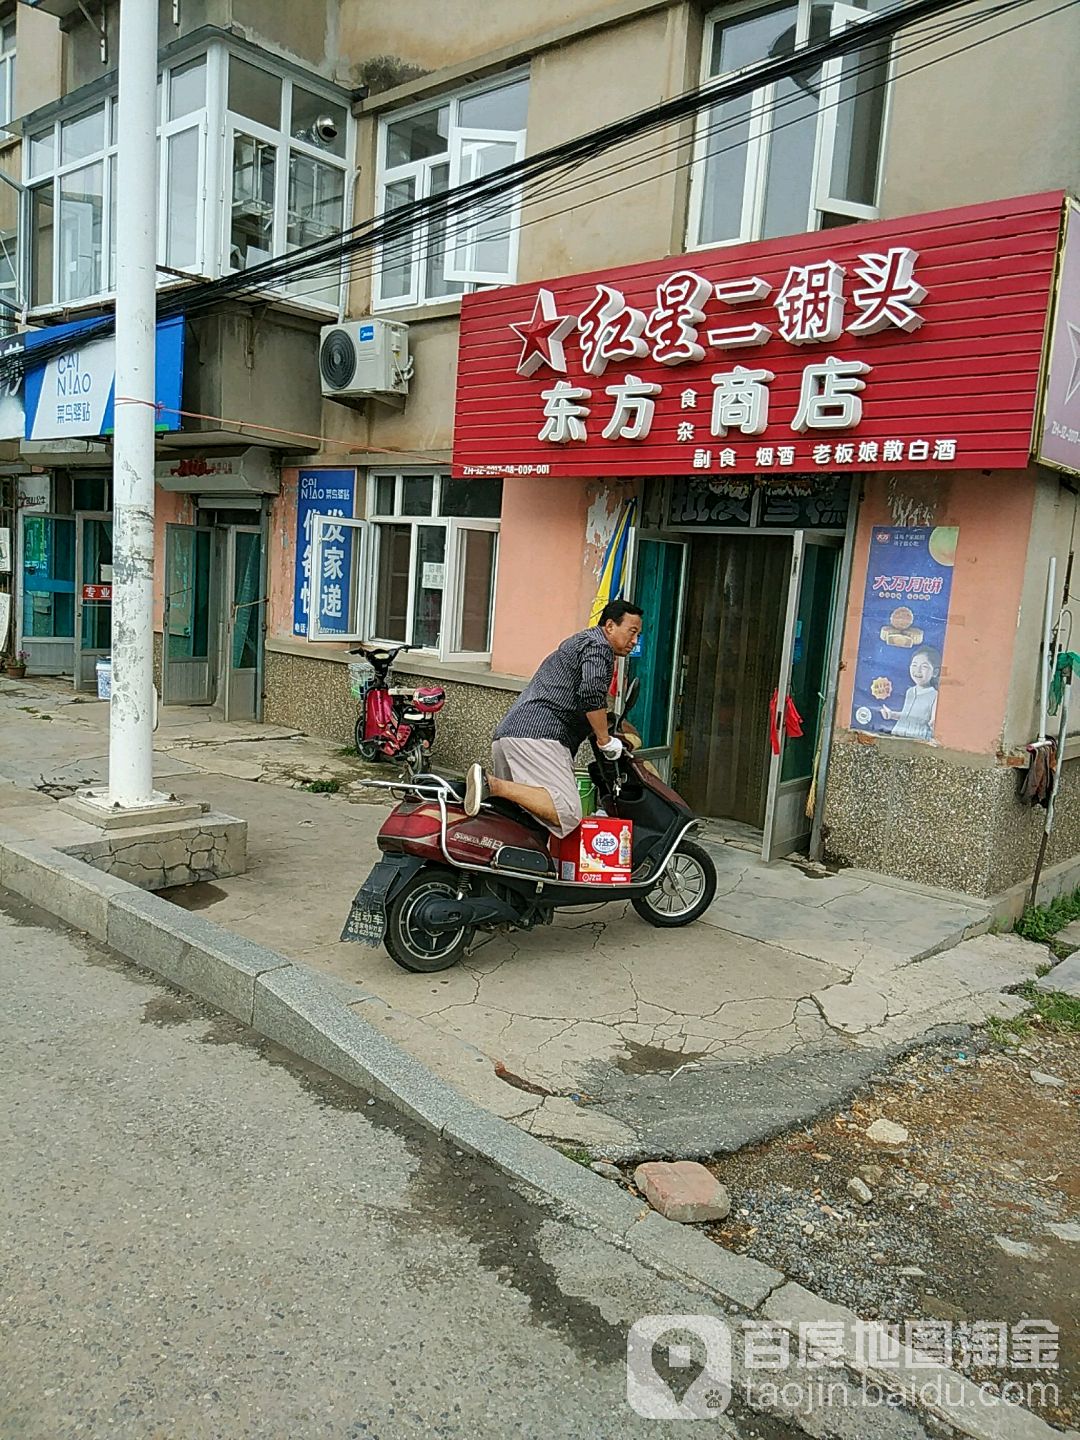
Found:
[2,829,1074,1440]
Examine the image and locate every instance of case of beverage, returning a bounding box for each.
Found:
[550,817,633,884]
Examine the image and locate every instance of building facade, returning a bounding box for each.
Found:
[2,0,1079,899]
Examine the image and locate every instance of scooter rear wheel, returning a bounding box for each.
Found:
[385,866,470,972]
[632,839,717,928]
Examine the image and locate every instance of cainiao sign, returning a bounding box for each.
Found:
[22,316,185,442]
[453,192,1067,479]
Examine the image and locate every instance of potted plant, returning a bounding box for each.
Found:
[5,649,29,679]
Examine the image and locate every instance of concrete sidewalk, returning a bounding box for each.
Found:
[0,675,1045,1156]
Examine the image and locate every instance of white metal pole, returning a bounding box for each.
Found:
[108,0,158,807]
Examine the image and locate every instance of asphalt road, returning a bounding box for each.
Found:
[0,891,803,1440]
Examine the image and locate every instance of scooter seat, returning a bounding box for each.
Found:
[485,797,552,838]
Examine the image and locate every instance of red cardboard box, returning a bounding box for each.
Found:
[550,817,633,884]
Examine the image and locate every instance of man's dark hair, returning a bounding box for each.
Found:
[599,600,644,627]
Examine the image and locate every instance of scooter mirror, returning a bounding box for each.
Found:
[623,677,641,715]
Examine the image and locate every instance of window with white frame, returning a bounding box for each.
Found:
[689,0,891,250]
[24,43,351,312]
[225,53,349,305]
[375,74,528,310]
[308,474,502,661]
[0,16,15,130]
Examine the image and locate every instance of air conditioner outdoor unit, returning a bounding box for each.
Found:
[319,319,412,403]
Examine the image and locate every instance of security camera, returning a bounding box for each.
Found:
[310,114,339,146]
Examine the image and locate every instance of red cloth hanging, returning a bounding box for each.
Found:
[768,690,804,755]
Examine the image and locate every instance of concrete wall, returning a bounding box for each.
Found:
[183,308,325,449]
[836,470,1037,759]
[822,468,1076,896]
[12,3,62,115]
[1004,472,1080,752]
[262,644,519,771]
[61,1,348,92]
[880,0,1080,218]
[337,0,680,81]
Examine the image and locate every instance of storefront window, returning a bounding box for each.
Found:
[306,474,502,659]
[368,473,501,658]
[690,0,891,249]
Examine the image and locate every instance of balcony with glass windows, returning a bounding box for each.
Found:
[11,30,353,318]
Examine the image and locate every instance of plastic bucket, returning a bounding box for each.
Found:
[95,656,112,701]
[576,773,596,817]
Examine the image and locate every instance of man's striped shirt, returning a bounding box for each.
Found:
[495,627,614,753]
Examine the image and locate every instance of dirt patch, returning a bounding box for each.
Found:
[700,1032,1079,1426]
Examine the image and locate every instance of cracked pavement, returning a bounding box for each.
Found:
[0,677,1049,1158]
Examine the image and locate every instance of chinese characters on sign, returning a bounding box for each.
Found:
[452,193,1066,479]
[519,247,924,458]
[292,468,357,638]
[850,526,958,744]
[81,584,112,602]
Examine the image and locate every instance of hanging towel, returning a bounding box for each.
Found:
[769,690,804,756]
[1020,738,1057,808]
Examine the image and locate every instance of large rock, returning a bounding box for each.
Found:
[866,1118,909,1146]
[633,1160,731,1223]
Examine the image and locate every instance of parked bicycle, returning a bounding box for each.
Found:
[349,642,446,777]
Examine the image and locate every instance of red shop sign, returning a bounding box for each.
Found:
[452,191,1065,479]
[82,583,112,602]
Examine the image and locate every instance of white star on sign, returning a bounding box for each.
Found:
[1064,321,1080,407]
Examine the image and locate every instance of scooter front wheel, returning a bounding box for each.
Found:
[353,716,381,762]
[385,867,470,972]
[632,839,717,928]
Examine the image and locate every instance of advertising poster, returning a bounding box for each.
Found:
[0,526,10,572]
[850,526,959,744]
[292,468,357,638]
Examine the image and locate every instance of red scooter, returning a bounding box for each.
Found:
[349,642,446,777]
[342,680,717,971]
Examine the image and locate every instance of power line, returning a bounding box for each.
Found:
[2,0,1068,381]
[298,0,1036,298]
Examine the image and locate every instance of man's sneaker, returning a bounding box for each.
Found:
[464,763,489,817]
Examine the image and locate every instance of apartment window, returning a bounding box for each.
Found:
[689,0,891,249]
[26,57,208,307]
[375,74,528,310]
[25,43,352,312]
[0,17,15,130]
[308,474,502,660]
[226,55,349,305]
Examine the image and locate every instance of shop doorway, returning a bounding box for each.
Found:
[635,476,852,861]
[163,522,215,705]
[218,524,263,722]
[162,518,265,721]
[74,512,113,692]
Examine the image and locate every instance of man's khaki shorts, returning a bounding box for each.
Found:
[491,737,582,838]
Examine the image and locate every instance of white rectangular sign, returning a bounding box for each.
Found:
[27,336,114,441]
[0,527,10,573]
[0,591,10,651]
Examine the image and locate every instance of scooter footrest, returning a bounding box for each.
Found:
[493,846,554,876]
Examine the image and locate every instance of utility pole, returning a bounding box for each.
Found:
[108,0,158,808]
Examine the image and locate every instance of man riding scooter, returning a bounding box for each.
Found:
[464,601,644,835]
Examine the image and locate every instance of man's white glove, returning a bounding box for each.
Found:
[599,736,624,760]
